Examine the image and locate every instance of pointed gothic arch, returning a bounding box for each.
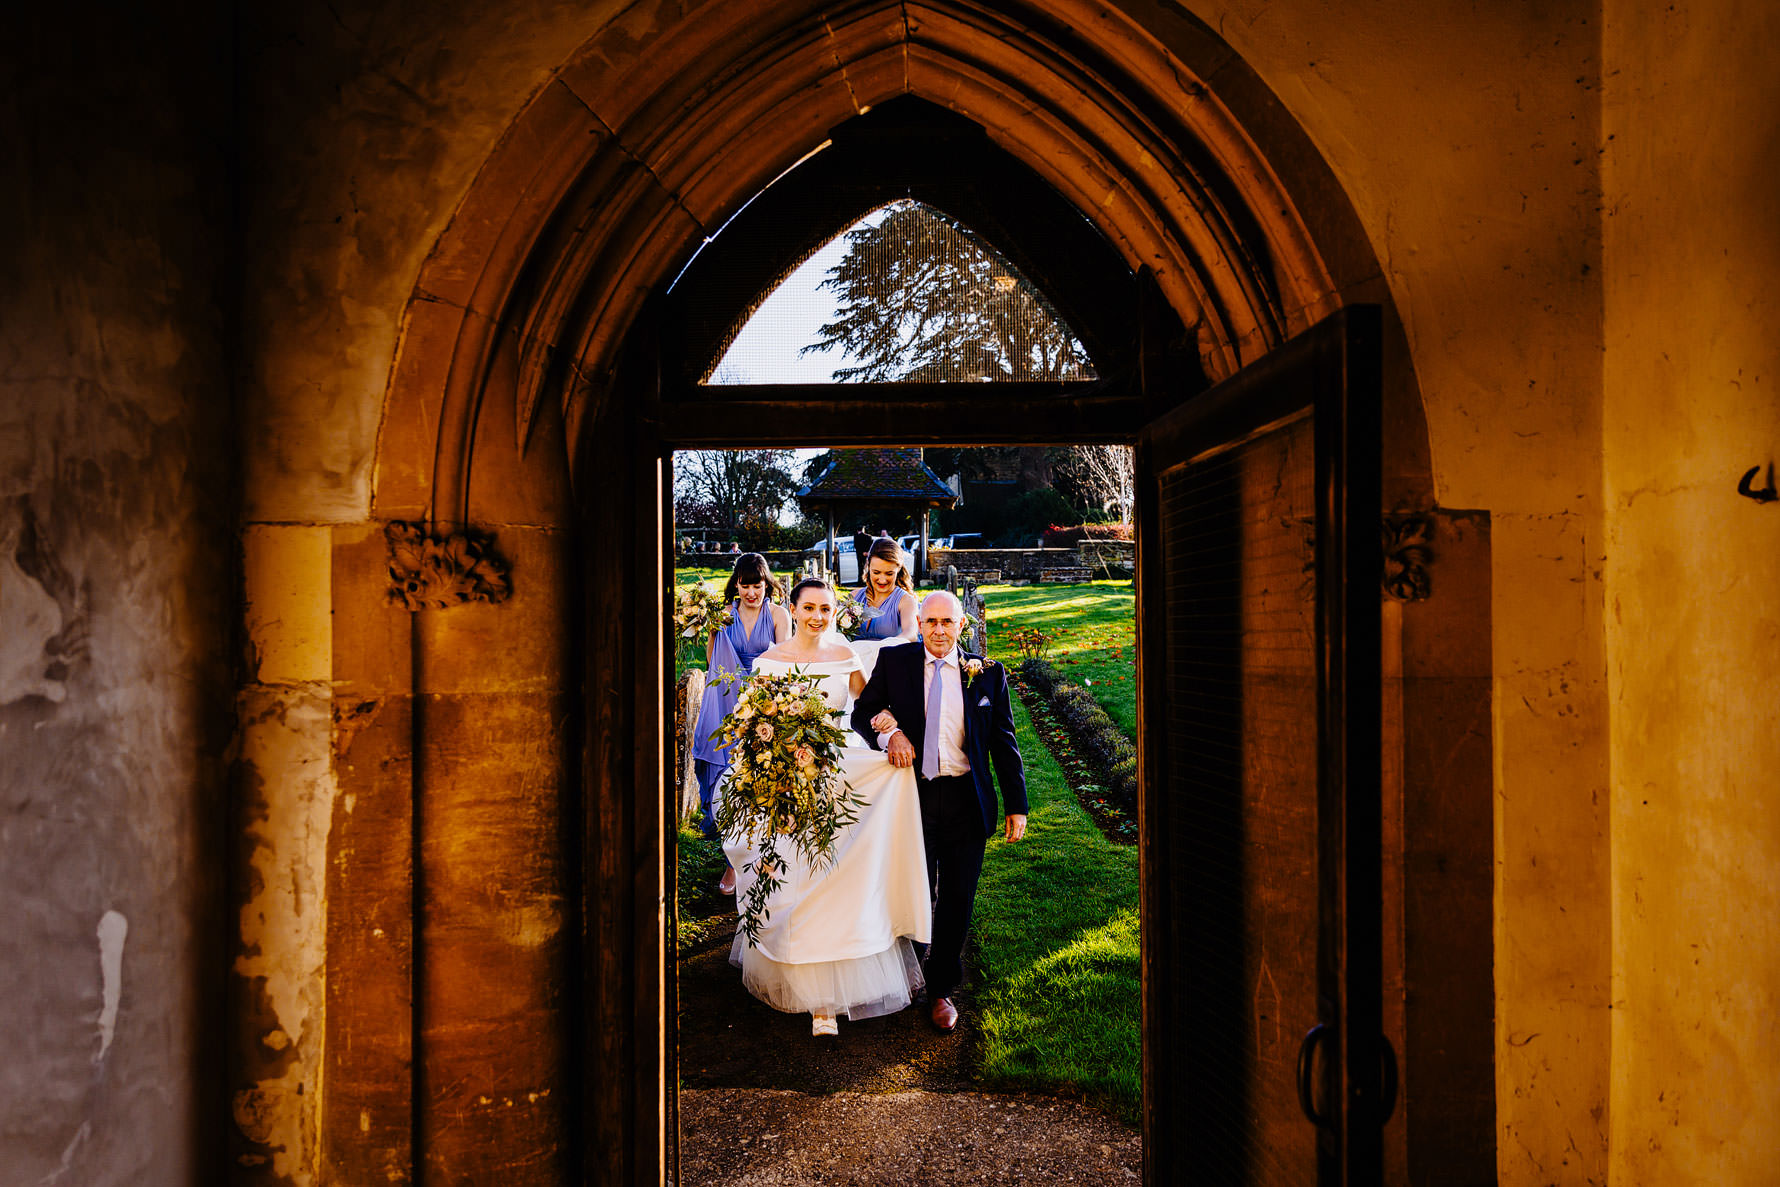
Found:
[325,4,1484,1182]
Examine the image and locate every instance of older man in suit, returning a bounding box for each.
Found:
[852,590,1027,1031]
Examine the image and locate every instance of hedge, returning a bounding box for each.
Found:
[1018,657,1138,818]
[1039,521,1134,548]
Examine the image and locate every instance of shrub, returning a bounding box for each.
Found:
[748,516,828,553]
[1040,521,1134,548]
[1019,655,1059,697]
[1019,657,1138,817]
[1009,627,1054,662]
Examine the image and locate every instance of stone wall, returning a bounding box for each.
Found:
[0,5,235,1182]
[926,547,1081,580]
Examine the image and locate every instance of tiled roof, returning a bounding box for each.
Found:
[796,447,959,506]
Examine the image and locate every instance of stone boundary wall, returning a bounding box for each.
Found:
[930,545,1131,580]
[673,546,1135,582]
[928,547,1074,580]
[1075,539,1135,564]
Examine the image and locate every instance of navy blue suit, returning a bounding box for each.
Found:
[852,641,1027,999]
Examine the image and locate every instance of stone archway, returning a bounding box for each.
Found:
[310,3,1472,1182]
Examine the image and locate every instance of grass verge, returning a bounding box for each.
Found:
[675,824,732,952]
[969,681,1140,1124]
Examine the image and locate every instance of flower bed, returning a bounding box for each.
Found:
[1018,657,1138,823]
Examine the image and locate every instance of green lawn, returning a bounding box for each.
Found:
[671,570,1142,1124]
[980,579,1136,738]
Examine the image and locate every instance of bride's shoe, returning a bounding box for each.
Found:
[811,1014,838,1037]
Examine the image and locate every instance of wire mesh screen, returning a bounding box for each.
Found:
[1161,411,1320,1184]
[706,200,1098,385]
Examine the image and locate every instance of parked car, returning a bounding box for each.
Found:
[931,532,984,551]
[801,535,860,584]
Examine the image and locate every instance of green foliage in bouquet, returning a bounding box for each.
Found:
[709,666,865,947]
[673,581,733,665]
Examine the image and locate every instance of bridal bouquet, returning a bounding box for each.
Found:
[674,582,733,643]
[831,596,867,640]
[711,667,863,946]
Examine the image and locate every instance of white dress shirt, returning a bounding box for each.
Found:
[881,647,972,777]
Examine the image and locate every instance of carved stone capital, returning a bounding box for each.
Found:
[1382,515,1433,602]
[385,522,512,611]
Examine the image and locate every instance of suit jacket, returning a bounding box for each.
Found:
[851,641,1028,840]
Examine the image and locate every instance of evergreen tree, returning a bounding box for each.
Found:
[800,201,1094,383]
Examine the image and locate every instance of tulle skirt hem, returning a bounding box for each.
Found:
[729,933,924,1019]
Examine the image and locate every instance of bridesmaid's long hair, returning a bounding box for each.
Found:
[722,552,784,603]
[862,537,915,596]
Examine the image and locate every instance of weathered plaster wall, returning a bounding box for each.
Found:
[0,6,234,1183]
[1603,1,1780,1181]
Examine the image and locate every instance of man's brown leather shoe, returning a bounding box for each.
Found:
[930,997,959,1032]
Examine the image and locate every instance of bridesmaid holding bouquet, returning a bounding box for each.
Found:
[691,552,789,894]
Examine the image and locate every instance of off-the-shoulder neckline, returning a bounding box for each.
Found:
[756,652,859,667]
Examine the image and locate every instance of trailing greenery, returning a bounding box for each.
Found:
[1038,522,1133,547]
[1019,657,1138,819]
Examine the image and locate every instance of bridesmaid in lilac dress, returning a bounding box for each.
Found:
[692,553,788,893]
[850,537,919,643]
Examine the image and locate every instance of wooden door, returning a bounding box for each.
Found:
[1136,307,1388,1184]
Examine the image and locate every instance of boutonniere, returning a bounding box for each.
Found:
[962,657,991,688]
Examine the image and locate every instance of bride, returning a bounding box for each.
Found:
[720,576,929,1036]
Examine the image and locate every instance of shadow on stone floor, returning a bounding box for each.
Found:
[677,921,978,1096]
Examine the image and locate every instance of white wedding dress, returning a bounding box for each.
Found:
[720,639,930,1020]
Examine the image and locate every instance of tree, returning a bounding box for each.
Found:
[800,201,1094,383]
[1058,445,1135,523]
[673,450,800,539]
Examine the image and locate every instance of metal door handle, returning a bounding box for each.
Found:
[1296,1023,1330,1127]
[1380,1034,1399,1125]
[1299,1025,1399,1128]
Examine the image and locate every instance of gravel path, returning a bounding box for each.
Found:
[679,1088,1141,1184]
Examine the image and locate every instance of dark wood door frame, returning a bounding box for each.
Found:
[647,323,1378,1184]
[1135,305,1387,1182]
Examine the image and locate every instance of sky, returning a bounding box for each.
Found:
[710,215,873,385]
[705,211,884,509]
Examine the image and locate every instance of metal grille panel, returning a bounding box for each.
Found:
[1161,414,1319,1184]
